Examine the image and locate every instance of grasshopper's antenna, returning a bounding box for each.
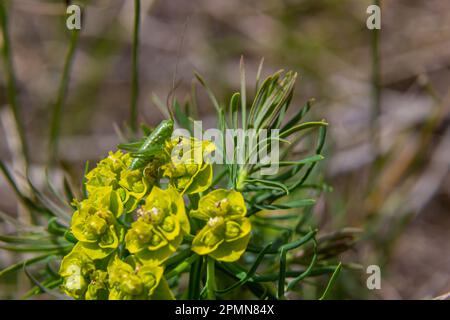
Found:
[167,15,190,121]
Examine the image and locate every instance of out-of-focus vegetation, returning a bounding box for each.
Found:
[0,0,449,299]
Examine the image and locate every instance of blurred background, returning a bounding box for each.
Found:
[0,0,449,299]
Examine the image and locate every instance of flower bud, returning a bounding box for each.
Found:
[121,274,143,296]
[85,214,108,237]
[191,189,251,262]
[125,187,189,265]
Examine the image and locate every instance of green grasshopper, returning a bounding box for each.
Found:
[119,119,174,170]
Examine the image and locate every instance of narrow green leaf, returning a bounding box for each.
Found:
[0,254,53,278]
[44,169,72,211]
[195,72,222,113]
[280,229,317,252]
[254,71,297,130]
[0,161,49,214]
[0,244,71,253]
[277,229,317,298]
[287,239,318,290]
[254,266,337,282]
[248,70,283,125]
[255,198,316,211]
[280,121,328,139]
[319,262,342,300]
[23,264,69,300]
[240,56,247,130]
[0,2,29,165]
[174,99,193,133]
[21,278,62,300]
[216,243,272,294]
[245,179,289,195]
[281,98,315,133]
[63,176,76,209]
[253,154,324,170]
[229,92,240,130]
[288,125,327,192]
[0,234,58,245]
[47,217,69,236]
[49,28,80,162]
[278,247,288,299]
[26,177,71,222]
[255,57,264,93]
[216,262,277,299]
[130,0,141,132]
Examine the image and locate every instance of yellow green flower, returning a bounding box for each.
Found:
[119,168,147,198]
[162,137,214,195]
[125,187,190,265]
[85,150,129,192]
[190,189,251,262]
[59,243,96,299]
[71,187,122,259]
[86,150,150,213]
[85,269,109,300]
[107,255,172,300]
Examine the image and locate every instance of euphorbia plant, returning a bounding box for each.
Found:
[0,66,355,300]
[0,0,364,300]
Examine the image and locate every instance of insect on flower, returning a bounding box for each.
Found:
[126,119,174,170]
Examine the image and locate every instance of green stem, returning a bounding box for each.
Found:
[254,266,338,282]
[21,278,62,300]
[206,256,216,299]
[0,253,54,278]
[49,29,80,163]
[278,249,287,299]
[370,0,381,160]
[0,2,29,167]
[188,255,203,299]
[130,0,141,132]
[165,253,199,279]
[216,262,277,299]
[240,56,246,130]
[211,168,227,187]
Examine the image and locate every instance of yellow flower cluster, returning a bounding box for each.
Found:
[59,134,252,300]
